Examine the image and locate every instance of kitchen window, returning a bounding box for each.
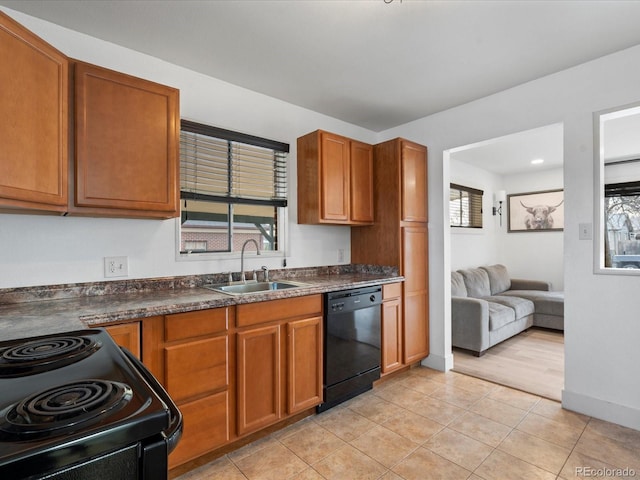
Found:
[179,120,288,254]
[450,183,483,228]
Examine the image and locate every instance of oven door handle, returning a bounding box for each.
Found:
[120,347,183,454]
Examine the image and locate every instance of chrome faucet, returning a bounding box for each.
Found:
[240,239,261,283]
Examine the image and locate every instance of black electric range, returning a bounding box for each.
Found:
[0,329,182,480]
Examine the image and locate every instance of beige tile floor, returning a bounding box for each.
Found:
[176,367,640,480]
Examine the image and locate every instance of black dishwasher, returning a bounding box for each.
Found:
[318,285,382,412]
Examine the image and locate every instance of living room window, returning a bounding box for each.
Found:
[179,120,288,254]
[604,179,640,267]
[450,183,483,228]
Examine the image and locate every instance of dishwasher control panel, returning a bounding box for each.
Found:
[326,286,382,314]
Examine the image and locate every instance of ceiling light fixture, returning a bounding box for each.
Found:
[531,158,544,165]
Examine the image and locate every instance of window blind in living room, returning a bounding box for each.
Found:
[450,183,483,228]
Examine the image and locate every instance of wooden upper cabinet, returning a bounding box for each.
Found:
[349,140,374,224]
[0,11,68,212]
[297,130,373,225]
[401,141,428,223]
[72,61,179,218]
[320,132,349,222]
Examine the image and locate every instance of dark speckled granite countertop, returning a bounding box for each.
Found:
[0,265,402,341]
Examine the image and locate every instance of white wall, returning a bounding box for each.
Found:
[379,45,640,429]
[449,158,503,270]
[500,168,564,290]
[0,7,379,289]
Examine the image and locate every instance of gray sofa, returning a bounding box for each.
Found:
[451,264,564,356]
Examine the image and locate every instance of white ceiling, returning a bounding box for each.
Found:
[449,123,564,175]
[3,0,640,134]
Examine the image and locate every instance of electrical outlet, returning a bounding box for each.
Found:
[104,256,129,278]
[337,249,345,263]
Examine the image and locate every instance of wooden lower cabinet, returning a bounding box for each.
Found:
[169,391,230,468]
[164,335,228,404]
[381,283,403,375]
[402,225,429,363]
[236,295,323,436]
[287,316,322,413]
[102,321,141,358]
[138,308,234,470]
[236,324,281,436]
[133,296,322,471]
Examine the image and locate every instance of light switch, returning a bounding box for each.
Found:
[579,223,592,240]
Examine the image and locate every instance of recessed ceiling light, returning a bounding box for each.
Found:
[531,158,544,165]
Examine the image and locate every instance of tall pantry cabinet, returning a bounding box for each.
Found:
[351,138,429,369]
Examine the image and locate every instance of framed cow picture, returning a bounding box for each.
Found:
[507,189,564,232]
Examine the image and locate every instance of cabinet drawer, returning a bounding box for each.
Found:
[236,295,322,328]
[383,282,402,300]
[165,308,230,342]
[168,391,229,468]
[165,336,228,402]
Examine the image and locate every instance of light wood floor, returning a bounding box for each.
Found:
[453,327,564,401]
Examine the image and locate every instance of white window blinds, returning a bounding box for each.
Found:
[180,120,288,206]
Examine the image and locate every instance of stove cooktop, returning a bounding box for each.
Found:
[0,329,171,477]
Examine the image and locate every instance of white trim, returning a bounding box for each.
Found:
[593,102,640,276]
[421,352,454,372]
[562,388,640,430]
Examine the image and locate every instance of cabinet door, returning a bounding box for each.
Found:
[236,325,281,436]
[0,12,68,211]
[103,322,140,358]
[403,292,429,364]
[381,298,403,374]
[401,142,428,223]
[402,226,429,363]
[287,316,322,414]
[350,140,374,224]
[320,132,349,222]
[74,62,179,217]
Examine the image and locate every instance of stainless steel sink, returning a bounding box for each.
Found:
[204,280,309,295]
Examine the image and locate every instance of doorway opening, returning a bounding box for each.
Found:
[446,123,565,400]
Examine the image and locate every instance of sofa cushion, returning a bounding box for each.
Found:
[459,268,491,298]
[487,302,516,331]
[502,290,564,316]
[484,295,535,320]
[451,271,468,297]
[480,264,511,295]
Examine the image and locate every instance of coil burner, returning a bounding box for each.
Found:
[0,336,100,377]
[0,379,132,438]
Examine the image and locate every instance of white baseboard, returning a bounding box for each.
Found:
[421,351,454,372]
[562,389,640,430]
